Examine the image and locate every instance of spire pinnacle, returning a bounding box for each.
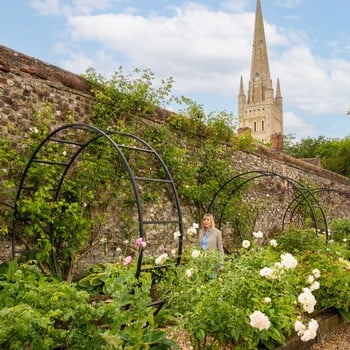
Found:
[276,78,281,98]
[239,75,245,95]
[250,0,271,87]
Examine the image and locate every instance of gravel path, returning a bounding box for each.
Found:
[168,320,350,349]
[311,322,350,350]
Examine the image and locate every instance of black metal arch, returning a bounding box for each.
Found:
[282,187,350,235]
[11,123,184,278]
[207,170,328,238]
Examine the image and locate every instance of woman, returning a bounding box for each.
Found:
[198,213,224,254]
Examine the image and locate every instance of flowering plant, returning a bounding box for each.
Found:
[157,228,350,349]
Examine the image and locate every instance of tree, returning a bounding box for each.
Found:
[283,134,350,178]
[283,135,329,159]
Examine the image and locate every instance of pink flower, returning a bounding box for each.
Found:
[123,256,133,265]
[136,237,147,249]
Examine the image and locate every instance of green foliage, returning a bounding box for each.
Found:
[82,66,254,216]
[329,218,350,248]
[0,260,108,349]
[1,227,350,349]
[320,137,350,177]
[157,229,350,349]
[283,135,328,159]
[0,259,178,349]
[283,134,350,177]
[83,66,174,129]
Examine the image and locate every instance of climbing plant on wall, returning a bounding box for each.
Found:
[83,66,255,215]
[0,65,254,276]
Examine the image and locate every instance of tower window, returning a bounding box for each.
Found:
[254,122,257,132]
[261,120,264,131]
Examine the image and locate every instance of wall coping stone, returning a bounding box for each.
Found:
[0,44,91,93]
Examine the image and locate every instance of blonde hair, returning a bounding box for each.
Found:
[201,213,216,230]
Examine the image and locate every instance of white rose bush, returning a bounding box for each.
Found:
[3,225,350,349]
[157,228,350,349]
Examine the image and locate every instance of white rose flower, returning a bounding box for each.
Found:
[155,253,168,265]
[295,318,319,342]
[242,240,251,249]
[249,311,271,331]
[280,253,298,269]
[253,230,263,238]
[259,267,275,280]
[269,239,278,247]
[186,227,197,236]
[298,288,317,314]
[307,275,315,284]
[173,231,181,240]
[301,329,314,342]
[312,268,321,278]
[310,281,320,291]
[308,319,319,333]
[185,268,194,277]
[294,320,306,334]
[191,249,200,259]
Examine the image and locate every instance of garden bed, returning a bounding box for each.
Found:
[165,310,349,349]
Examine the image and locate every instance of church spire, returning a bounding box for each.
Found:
[248,0,272,103]
[237,0,283,146]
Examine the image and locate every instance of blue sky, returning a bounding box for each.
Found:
[2,0,350,141]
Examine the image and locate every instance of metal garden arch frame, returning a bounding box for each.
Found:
[11,123,184,278]
[207,170,329,239]
[282,187,350,235]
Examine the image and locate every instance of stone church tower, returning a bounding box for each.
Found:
[238,0,283,145]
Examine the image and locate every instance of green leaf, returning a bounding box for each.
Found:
[143,330,166,343]
[339,309,350,322]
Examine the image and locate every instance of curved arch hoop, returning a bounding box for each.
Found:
[207,170,328,239]
[11,123,184,278]
[282,187,350,234]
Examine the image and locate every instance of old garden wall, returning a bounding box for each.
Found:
[1,44,350,269]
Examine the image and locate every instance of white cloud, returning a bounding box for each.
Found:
[283,112,315,139]
[30,0,61,15]
[31,0,350,138]
[60,49,118,76]
[273,46,350,115]
[60,52,95,74]
[65,3,257,92]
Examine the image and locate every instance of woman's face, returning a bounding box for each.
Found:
[203,216,212,229]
